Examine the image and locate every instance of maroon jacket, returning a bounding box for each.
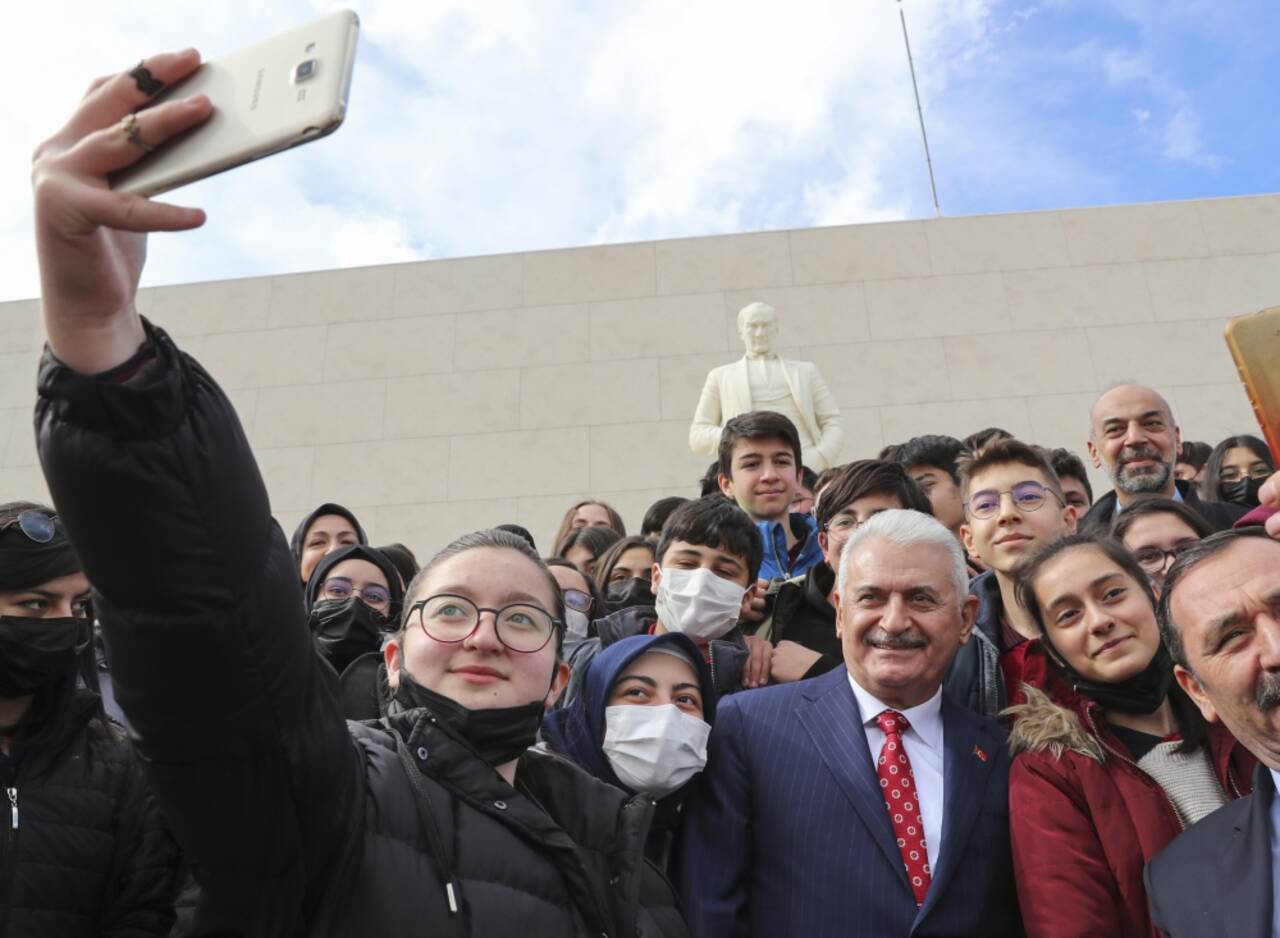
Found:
[1005,686,1255,938]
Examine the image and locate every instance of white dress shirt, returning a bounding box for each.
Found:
[848,674,946,873]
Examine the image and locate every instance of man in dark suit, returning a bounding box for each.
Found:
[1080,384,1247,534]
[679,509,1021,938]
[1147,524,1280,937]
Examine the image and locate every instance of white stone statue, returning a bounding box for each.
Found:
[689,302,843,470]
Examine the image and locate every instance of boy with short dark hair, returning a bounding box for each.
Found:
[949,438,1078,716]
[716,411,823,582]
[1044,446,1094,512]
[563,496,762,704]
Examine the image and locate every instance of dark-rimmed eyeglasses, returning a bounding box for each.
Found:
[562,588,593,614]
[1132,541,1198,573]
[0,510,57,544]
[405,593,561,653]
[321,576,392,607]
[965,481,1063,520]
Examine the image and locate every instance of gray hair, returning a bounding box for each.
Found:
[835,509,968,605]
[736,301,778,330]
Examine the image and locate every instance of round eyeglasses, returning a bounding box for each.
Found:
[562,588,593,614]
[965,481,1063,520]
[1132,541,1198,572]
[0,510,57,544]
[406,593,561,653]
[321,576,392,607]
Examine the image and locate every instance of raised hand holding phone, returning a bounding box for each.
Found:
[1224,306,1280,539]
[31,49,212,375]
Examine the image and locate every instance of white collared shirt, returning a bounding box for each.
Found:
[848,674,946,873]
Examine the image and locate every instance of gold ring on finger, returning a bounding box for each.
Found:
[118,112,154,154]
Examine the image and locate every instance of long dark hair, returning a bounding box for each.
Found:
[1201,435,1274,502]
[1014,533,1207,753]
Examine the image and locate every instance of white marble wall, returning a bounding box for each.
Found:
[2,193,1277,558]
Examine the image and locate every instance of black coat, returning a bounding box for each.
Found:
[763,562,842,679]
[1080,479,1249,534]
[36,322,687,938]
[1145,763,1275,937]
[0,691,177,937]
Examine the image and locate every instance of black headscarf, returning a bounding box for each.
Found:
[289,503,367,576]
[0,510,82,592]
[0,505,102,761]
[304,545,405,612]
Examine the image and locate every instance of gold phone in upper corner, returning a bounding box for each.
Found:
[1224,305,1280,464]
[110,10,360,197]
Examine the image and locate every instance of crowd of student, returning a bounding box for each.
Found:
[8,47,1280,938]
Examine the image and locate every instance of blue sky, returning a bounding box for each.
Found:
[3,0,1277,301]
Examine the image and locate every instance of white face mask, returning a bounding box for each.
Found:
[602,704,711,797]
[654,566,746,641]
[564,608,590,643]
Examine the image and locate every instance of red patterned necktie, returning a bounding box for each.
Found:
[875,709,931,906]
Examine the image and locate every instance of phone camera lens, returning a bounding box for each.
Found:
[295,59,317,82]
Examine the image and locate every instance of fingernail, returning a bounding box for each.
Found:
[186,94,209,108]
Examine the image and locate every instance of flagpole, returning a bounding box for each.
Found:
[898,0,942,218]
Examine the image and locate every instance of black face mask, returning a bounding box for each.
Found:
[391,670,549,768]
[0,616,86,698]
[606,577,655,614]
[308,597,390,674]
[1220,476,1265,508]
[1047,636,1175,715]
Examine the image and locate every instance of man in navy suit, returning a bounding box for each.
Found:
[679,509,1021,938]
[1146,526,1280,937]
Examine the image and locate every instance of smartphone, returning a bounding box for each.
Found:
[110,10,359,197]
[1224,305,1280,463]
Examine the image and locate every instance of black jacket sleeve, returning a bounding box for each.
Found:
[101,743,181,938]
[35,321,361,935]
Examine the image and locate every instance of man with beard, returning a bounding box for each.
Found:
[680,510,1020,937]
[1080,385,1246,533]
[1146,528,1280,936]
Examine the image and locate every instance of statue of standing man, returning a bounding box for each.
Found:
[689,302,844,470]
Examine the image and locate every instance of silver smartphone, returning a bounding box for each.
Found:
[111,10,360,197]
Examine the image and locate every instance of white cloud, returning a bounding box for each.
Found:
[4,1,997,302]
[1163,106,1221,170]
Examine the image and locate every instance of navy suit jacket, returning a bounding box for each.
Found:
[1145,764,1274,938]
[678,666,1022,938]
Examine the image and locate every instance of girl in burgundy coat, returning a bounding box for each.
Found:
[1004,533,1254,938]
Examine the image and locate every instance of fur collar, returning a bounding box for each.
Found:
[1003,684,1105,763]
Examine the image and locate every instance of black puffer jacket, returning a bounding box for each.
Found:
[36,321,688,938]
[0,690,177,937]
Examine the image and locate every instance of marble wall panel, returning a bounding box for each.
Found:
[655,231,792,295]
[454,303,591,370]
[590,294,728,361]
[384,370,520,439]
[866,272,1011,340]
[324,315,455,381]
[788,220,933,283]
[1061,201,1211,266]
[520,359,661,430]
[522,243,656,306]
[449,428,590,501]
[1003,263,1155,330]
[392,254,524,318]
[267,266,397,328]
[925,211,1071,275]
